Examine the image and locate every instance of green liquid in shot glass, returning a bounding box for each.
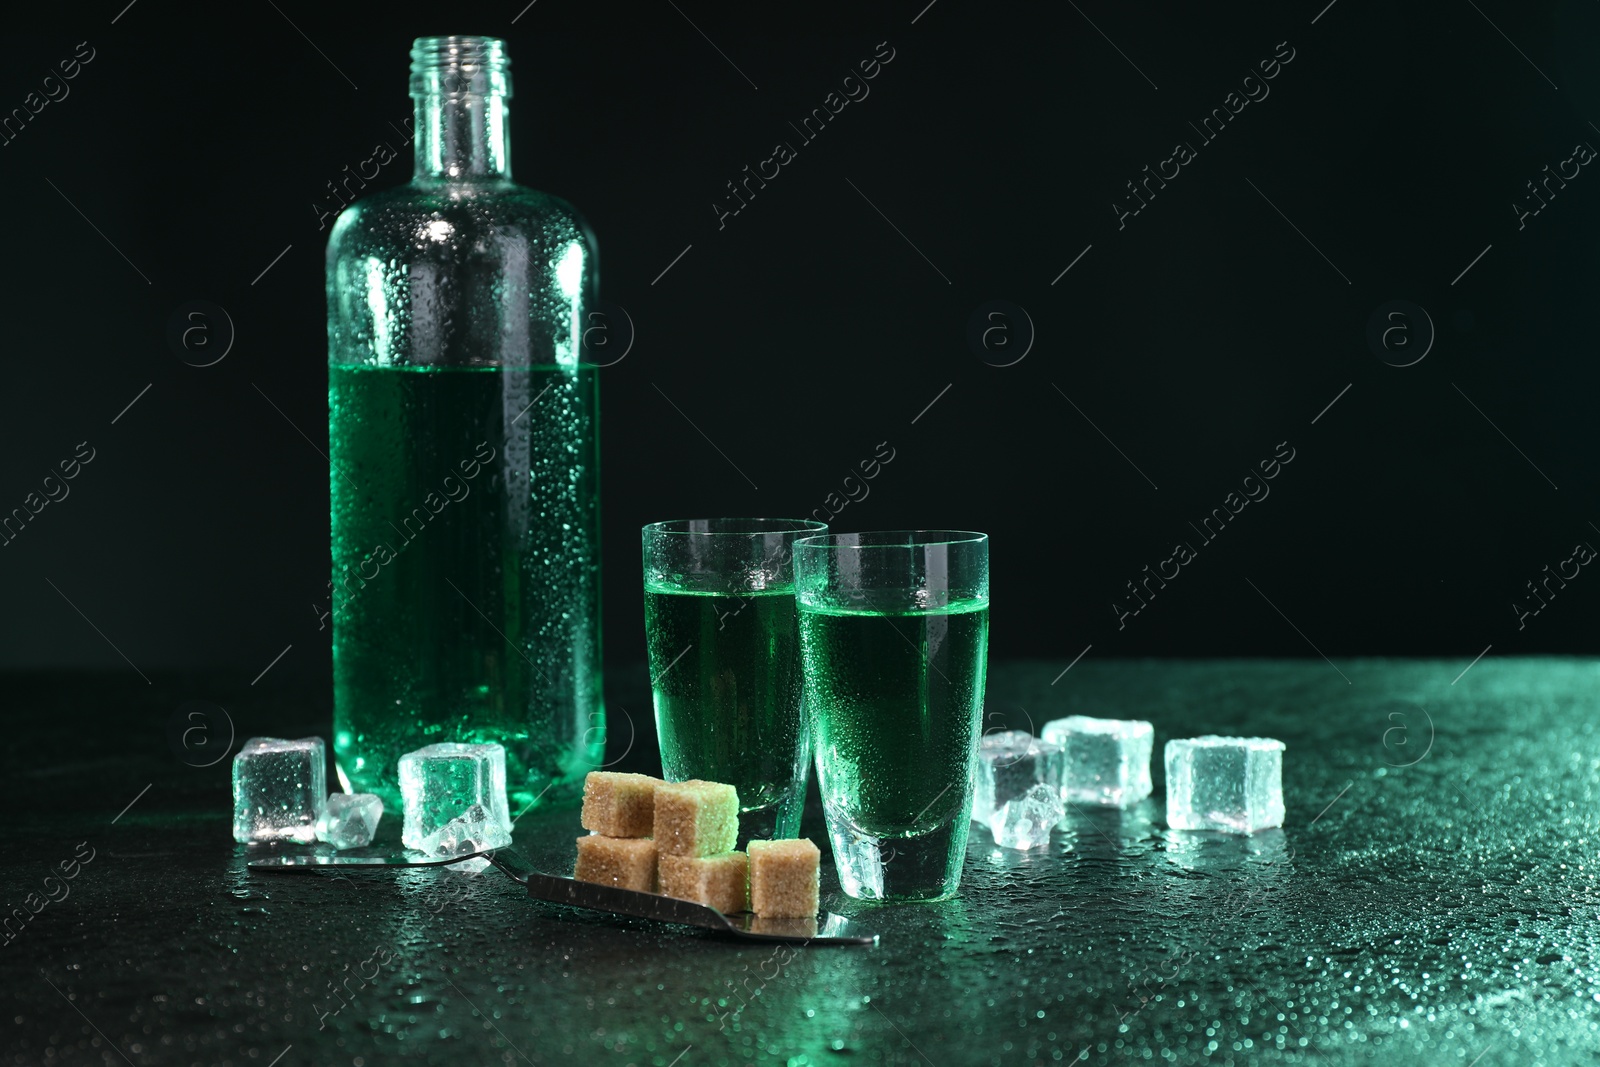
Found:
[644,585,809,833]
[801,599,988,852]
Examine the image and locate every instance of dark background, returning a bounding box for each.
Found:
[3,0,1598,689]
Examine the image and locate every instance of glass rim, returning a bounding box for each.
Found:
[793,529,987,551]
[642,517,829,537]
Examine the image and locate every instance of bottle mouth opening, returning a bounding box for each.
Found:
[410,36,512,98]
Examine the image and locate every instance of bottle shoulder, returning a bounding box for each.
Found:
[327,181,592,261]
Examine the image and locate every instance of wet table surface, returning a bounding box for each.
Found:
[4,658,1599,1067]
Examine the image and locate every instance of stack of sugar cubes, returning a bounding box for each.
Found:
[576,772,820,919]
[232,737,516,856]
[973,717,1286,847]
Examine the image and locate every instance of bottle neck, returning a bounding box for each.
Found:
[413,92,511,182]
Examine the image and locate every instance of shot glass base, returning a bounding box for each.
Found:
[735,789,805,851]
[826,816,970,902]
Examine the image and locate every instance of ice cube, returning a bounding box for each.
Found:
[315,793,383,849]
[232,736,326,844]
[398,743,513,855]
[972,730,1063,825]
[988,783,1063,850]
[1040,715,1154,808]
[420,804,510,857]
[1164,736,1285,834]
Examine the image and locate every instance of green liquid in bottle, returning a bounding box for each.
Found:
[644,586,809,837]
[330,363,601,810]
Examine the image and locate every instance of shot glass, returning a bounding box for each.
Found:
[794,530,990,902]
[642,518,828,846]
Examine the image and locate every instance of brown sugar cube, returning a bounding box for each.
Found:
[652,780,739,857]
[658,852,749,914]
[580,771,661,838]
[574,834,657,892]
[748,838,820,918]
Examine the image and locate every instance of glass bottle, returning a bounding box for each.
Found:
[326,36,602,813]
